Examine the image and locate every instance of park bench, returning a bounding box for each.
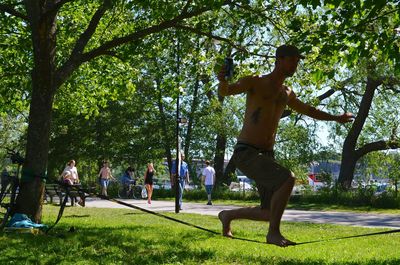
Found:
[45,183,88,206]
[44,183,63,205]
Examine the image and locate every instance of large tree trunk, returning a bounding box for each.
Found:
[223,157,236,185]
[214,134,227,186]
[14,2,57,222]
[338,77,381,189]
[337,150,358,189]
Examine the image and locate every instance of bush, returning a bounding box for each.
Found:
[152,186,260,201]
[372,192,399,208]
[289,186,400,209]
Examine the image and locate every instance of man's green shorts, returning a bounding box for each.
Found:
[232,143,292,209]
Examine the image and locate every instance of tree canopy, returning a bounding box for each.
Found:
[0,0,399,220]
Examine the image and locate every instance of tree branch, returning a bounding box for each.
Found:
[70,2,108,58]
[317,88,335,101]
[351,6,400,32]
[175,24,274,58]
[44,0,75,14]
[356,140,400,158]
[344,77,382,149]
[231,1,287,38]
[56,1,231,87]
[0,3,27,20]
[181,0,193,15]
[82,3,230,61]
[55,1,110,87]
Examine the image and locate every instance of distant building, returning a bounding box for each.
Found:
[308,160,341,190]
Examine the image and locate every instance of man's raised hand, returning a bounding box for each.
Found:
[337,112,355,123]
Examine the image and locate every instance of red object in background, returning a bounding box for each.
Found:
[308,174,318,182]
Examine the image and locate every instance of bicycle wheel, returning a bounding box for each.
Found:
[133,185,143,199]
[117,185,125,198]
[0,184,11,225]
[0,176,18,229]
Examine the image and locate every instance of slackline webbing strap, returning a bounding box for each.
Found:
[47,186,400,246]
[102,196,400,246]
[106,197,219,236]
[46,185,72,233]
[295,228,400,245]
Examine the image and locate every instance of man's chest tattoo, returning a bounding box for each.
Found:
[251,107,262,124]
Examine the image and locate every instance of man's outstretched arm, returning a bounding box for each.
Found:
[288,96,354,123]
[217,66,254,96]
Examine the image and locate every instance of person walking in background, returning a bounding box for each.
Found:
[144,162,156,204]
[202,160,216,205]
[61,159,85,206]
[98,161,115,197]
[170,152,189,210]
[217,44,354,247]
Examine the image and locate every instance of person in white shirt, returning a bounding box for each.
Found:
[202,160,216,205]
[61,160,79,185]
[61,159,84,206]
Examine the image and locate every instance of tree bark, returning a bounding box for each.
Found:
[214,133,227,186]
[222,157,236,185]
[338,77,381,189]
[15,1,58,222]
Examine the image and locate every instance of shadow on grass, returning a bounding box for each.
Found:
[63,214,91,218]
[0,224,217,264]
[123,212,147,216]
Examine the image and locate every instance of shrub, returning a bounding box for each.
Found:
[289,186,400,209]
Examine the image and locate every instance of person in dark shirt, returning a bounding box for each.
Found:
[144,162,156,204]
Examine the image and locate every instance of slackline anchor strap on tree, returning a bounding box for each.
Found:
[21,168,47,182]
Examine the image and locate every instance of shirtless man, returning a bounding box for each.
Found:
[217,45,354,247]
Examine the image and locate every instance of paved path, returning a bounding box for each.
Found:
[84,198,400,229]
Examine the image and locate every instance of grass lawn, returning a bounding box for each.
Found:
[1,205,399,265]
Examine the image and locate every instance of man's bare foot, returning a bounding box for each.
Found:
[218,210,233,237]
[266,232,296,247]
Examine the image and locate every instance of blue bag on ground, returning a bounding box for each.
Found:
[7,213,48,229]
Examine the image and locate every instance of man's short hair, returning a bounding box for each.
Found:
[275,44,305,59]
[205,160,210,166]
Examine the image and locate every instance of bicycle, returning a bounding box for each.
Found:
[0,149,24,230]
[118,181,143,199]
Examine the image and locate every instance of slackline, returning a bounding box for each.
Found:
[101,196,400,246]
[44,185,400,246]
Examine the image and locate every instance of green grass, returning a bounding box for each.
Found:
[1,205,399,264]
